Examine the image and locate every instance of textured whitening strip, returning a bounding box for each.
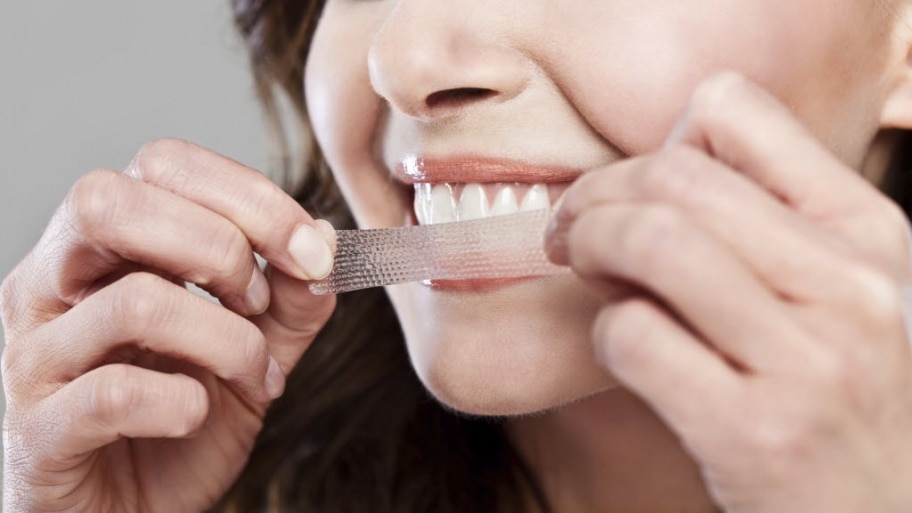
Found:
[309,209,568,295]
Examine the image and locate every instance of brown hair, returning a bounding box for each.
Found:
[215,2,912,511]
[212,1,548,512]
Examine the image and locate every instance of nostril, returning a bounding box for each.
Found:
[425,88,496,109]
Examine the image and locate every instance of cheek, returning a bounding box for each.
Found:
[534,1,884,159]
[525,4,772,154]
[540,13,724,154]
[305,7,404,229]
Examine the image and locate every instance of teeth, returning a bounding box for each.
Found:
[490,187,519,217]
[414,183,554,225]
[413,183,432,225]
[520,184,549,212]
[430,184,458,224]
[458,184,489,221]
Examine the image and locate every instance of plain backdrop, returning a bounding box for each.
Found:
[0,1,273,483]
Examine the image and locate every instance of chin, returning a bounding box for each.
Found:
[386,275,615,416]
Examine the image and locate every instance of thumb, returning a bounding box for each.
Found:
[253,265,336,373]
[252,219,337,373]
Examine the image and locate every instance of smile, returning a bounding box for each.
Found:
[414,182,562,225]
[396,155,582,226]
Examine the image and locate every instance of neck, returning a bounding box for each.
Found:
[508,388,718,513]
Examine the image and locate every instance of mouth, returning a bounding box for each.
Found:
[393,155,581,291]
[396,155,581,226]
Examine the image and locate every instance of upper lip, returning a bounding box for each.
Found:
[394,155,584,184]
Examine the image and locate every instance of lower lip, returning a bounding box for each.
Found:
[422,276,543,292]
[399,197,544,293]
[401,180,568,293]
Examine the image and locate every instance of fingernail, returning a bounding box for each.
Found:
[551,188,569,213]
[288,223,334,280]
[245,267,270,315]
[544,210,570,265]
[264,357,285,400]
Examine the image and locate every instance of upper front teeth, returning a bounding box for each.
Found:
[458,184,488,221]
[490,187,517,217]
[414,183,551,225]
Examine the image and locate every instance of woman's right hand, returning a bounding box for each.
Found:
[0,139,337,512]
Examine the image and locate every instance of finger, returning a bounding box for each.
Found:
[10,272,282,404]
[251,265,336,373]
[548,146,854,304]
[592,296,740,435]
[666,72,911,273]
[125,138,334,282]
[35,364,209,466]
[566,203,806,371]
[34,169,268,316]
[549,155,912,362]
[666,72,879,215]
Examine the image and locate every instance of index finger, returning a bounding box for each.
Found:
[666,72,912,279]
[665,72,884,220]
[124,138,334,281]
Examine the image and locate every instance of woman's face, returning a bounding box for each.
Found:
[306,0,901,415]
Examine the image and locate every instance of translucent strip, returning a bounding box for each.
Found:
[309,209,567,295]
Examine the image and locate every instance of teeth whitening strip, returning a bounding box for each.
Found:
[308,209,568,295]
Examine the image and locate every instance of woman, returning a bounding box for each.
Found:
[4,0,912,511]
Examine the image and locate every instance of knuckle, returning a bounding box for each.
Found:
[809,349,862,394]
[174,377,208,435]
[88,366,140,425]
[239,323,269,374]
[243,178,289,225]
[622,206,688,273]
[204,319,267,400]
[0,266,47,341]
[1,346,21,402]
[111,273,174,338]
[1,344,21,390]
[804,343,881,417]
[128,138,194,184]
[0,269,21,329]
[742,415,811,467]
[67,169,125,237]
[604,299,655,342]
[234,177,307,253]
[197,222,252,288]
[845,265,902,328]
[594,299,657,366]
[640,146,706,201]
[226,315,266,358]
[689,71,748,119]
[733,397,829,469]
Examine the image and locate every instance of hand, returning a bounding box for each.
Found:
[547,73,912,513]
[0,139,336,512]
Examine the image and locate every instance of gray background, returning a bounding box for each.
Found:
[0,0,271,482]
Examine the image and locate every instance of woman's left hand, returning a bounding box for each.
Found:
[546,72,912,513]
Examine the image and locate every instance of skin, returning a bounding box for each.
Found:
[305,0,905,415]
[306,0,912,511]
[1,142,337,511]
[4,1,912,513]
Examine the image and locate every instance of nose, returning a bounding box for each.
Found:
[368,1,530,120]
